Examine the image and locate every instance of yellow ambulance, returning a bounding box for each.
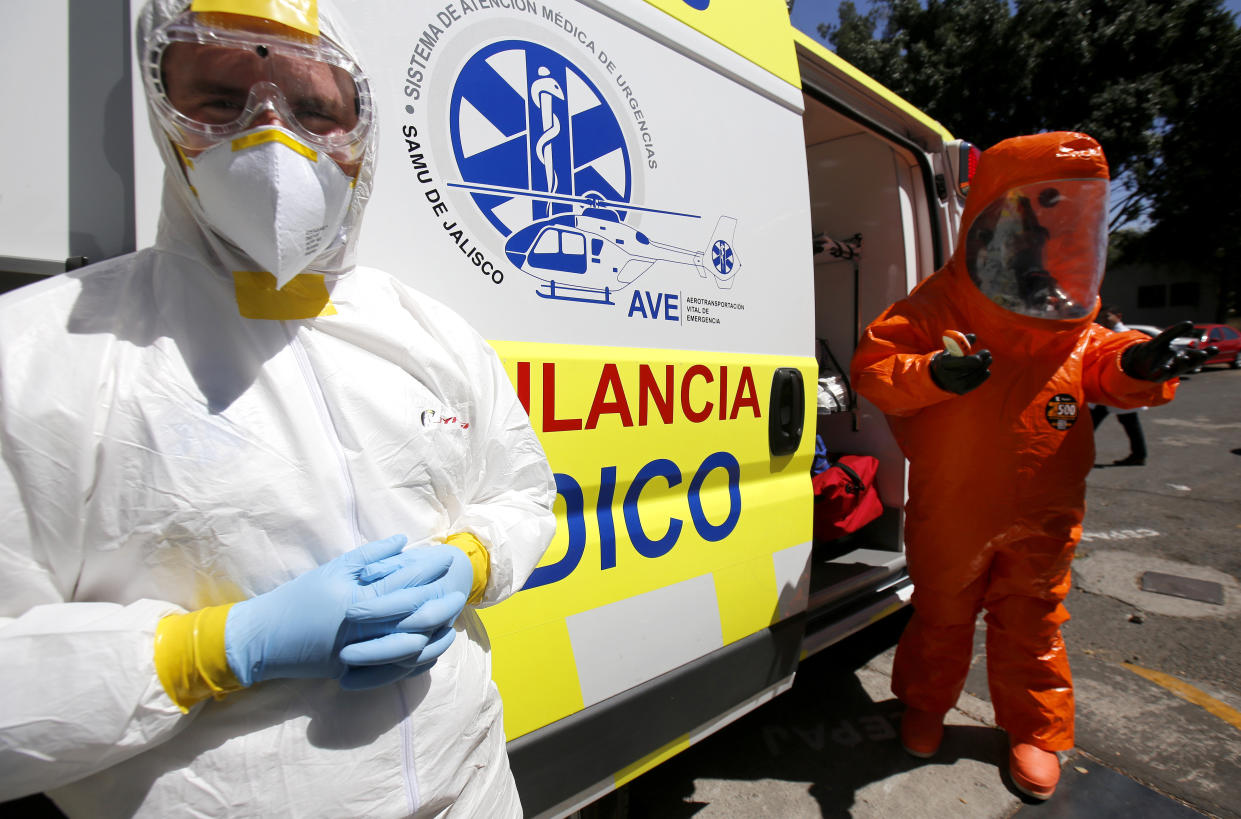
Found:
[331,3,973,813]
[2,1,975,816]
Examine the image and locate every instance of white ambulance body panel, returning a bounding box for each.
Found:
[345,0,812,357]
[0,3,70,265]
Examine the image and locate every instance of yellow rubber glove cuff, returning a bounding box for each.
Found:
[154,604,245,713]
[445,532,490,604]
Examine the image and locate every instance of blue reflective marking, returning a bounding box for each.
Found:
[624,459,683,558]
[682,0,711,9]
[687,451,741,541]
[522,472,586,589]
[598,465,618,570]
[523,452,743,590]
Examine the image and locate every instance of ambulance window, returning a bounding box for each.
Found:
[591,238,604,257]
[562,232,586,256]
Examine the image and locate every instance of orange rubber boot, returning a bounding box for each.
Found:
[1009,742,1061,799]
[900,707,945,758]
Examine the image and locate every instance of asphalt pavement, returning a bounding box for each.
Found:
[619,610,1206,818]
[619,363,1240,817]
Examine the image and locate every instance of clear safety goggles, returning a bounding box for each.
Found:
[143,12,372,163]
[964,178,1108,320]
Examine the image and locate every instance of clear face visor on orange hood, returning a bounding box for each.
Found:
[964,178,1108,320]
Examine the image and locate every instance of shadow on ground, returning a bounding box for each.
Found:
[622,609,1016,817]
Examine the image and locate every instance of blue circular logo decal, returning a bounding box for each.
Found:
[448,40,632,239]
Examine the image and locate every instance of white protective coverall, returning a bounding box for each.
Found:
[0,1,556,816]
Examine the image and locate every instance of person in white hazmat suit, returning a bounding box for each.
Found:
[0,1,556,815]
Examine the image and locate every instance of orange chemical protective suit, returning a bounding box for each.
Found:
[850,132,1177,750]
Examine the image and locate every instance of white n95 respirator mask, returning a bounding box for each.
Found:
[184,127,353,288]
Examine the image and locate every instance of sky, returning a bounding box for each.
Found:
[788,0,1241,46]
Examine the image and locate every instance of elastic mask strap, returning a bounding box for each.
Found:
[173,142,197,171]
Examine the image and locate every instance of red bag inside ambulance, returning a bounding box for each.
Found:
[812,448,883,541]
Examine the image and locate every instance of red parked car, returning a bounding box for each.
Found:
[1185,324,1241,370]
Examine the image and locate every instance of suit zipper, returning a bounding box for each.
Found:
[286,324,421,813]
[288,327,363,546]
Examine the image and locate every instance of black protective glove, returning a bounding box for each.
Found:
[930,340,993,395]
[1120,321,1217,382]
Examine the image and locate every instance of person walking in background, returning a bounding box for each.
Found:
[1091,307,1149,466]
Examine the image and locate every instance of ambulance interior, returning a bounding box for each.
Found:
[800,87,945,652]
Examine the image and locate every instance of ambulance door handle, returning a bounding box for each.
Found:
[768,368,804,456]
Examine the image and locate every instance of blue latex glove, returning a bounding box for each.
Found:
[339,544,473,678]
[225,535,456,687]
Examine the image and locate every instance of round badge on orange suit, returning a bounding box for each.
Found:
[1045,393,1079,430]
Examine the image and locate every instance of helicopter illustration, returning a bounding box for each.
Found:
[446,181,741,305]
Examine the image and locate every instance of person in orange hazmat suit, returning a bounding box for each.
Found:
[849,131,1214,800]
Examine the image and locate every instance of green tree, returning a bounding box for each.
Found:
[819,0,1240,319]
[1136,7,1241,316]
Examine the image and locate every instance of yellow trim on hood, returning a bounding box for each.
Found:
[233,271,337,319]
[190,0,319,36]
